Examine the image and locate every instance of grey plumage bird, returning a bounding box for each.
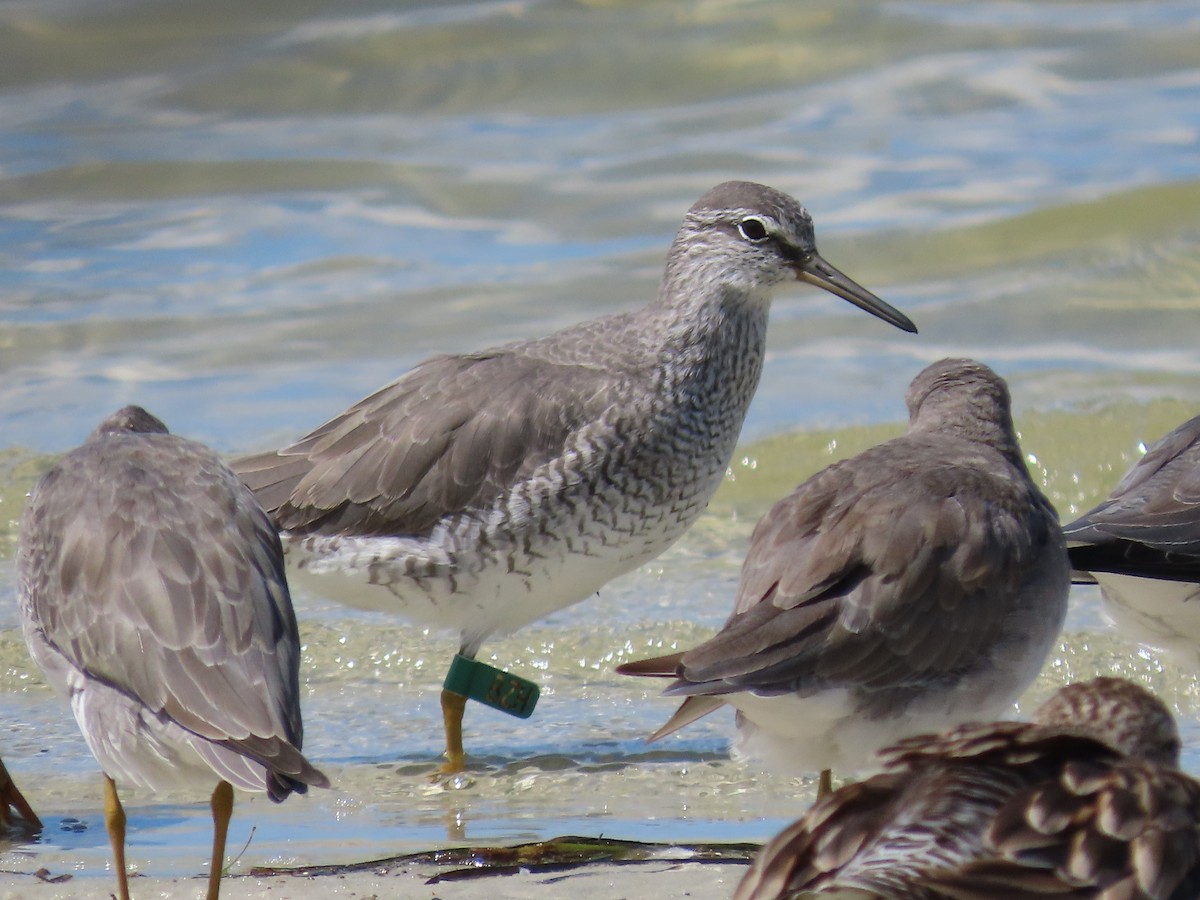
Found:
[1064,414,1200,663]
[18,406,328,900]
[733,677,1199,900]
[232,181,917,774]
[618,358,1069,792]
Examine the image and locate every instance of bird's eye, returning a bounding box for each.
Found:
[738,217,770,242]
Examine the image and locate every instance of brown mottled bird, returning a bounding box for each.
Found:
[18,406,329,900]
[232,181,916,774]
[1065,414,1200,664]
[619,359,1069,795]
[734,677,1199,900]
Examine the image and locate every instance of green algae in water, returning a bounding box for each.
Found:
[0,448,56,562]
[713,397,1199,524]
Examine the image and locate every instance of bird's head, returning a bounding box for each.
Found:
[663,180,916,334]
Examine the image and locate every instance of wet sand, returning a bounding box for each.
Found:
[1,855,750,899]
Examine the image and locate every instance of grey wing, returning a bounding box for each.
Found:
[1065,414,1200,578]
[1102,414,1200,503]
[21,437,307,759]
[672,451,1060,696]
[233,350,620,536]
[922,760,1200,899]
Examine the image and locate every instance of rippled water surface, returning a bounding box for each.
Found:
[3,0,1200,888]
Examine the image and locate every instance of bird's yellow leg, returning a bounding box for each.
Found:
[817,769,833,801]
[0,757,41,831]
[207,780,234,900]
[439,688,468,775]
[103,775,131,900]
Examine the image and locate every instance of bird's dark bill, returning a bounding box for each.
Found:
[798,253,917,334]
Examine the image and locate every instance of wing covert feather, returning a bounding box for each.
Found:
[234,351,621,536]
[674,438,1059,695]
[1066,415,1200,555]
[21,435,306,752]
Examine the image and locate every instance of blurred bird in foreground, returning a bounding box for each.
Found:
[734,677,1199,900]
[1064,414,1200,664]
[233,181,916,775]
[18,406,329,900]
[619,359,1069,796]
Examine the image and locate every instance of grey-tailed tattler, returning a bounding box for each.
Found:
[619,358,1069,797]
[18,406,329,900]
[233,181,917,775]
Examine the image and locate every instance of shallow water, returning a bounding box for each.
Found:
[2,0,1200,888]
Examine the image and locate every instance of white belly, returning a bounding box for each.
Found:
[285,508,688,653]
[723,620,1054,776]
[1096,572,1200,663]
[727,684,1022,776]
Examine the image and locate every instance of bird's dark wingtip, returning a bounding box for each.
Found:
[615,652,685,678]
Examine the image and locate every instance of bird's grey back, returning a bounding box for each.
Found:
[18,406,325,796]
[672,358,1066,704]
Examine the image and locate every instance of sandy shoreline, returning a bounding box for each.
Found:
[0,856,752,899]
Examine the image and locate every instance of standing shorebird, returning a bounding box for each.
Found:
[233,181,917,775]
[1064,414,1200,663]
[733,677,1200,900]
[18,406,329,900]
[618,359,1070,795]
